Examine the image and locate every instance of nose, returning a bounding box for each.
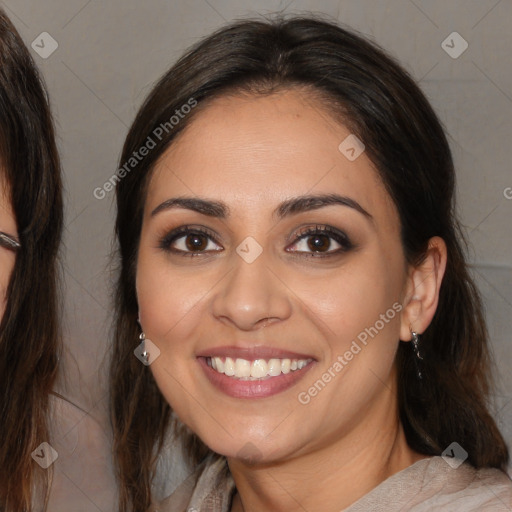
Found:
[210,247,292,332]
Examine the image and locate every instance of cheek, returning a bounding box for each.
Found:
[297,250,403,346]
[136,251,209,346]
[137,265,179,339]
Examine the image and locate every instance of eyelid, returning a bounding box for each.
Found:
[292,224,351,243]
[159,223,354,257]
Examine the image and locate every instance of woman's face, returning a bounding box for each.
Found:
[136,89,410,462]
[0,177,17,318]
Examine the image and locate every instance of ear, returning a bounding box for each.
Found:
[399,236,447,341]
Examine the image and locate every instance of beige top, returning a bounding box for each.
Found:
[150,453,512,512]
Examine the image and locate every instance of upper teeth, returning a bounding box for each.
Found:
[208,357,311,379]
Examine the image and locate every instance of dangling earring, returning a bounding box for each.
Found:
[134,321,160,365]
[411,330,423,379]
[136,317,149,363]
[139,331,149,363]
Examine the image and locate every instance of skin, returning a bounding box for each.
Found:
[0,177,16,318]
[136,89,447,511]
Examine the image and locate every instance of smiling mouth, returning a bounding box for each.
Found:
[205,356,314,380]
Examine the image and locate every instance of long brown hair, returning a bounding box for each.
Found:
[111,15,509,511]
[0,8,63,511]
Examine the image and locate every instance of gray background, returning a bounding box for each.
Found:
[3,1,510,510]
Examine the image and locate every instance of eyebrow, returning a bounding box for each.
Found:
[151,193,373,222]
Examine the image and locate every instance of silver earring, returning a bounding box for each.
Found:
[139,331,149,363]
[411,330,423,379]
[136,317,148,360]
[411,331,422,360]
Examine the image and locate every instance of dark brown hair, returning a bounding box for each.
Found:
[111,15,509,511]
[0,8,63,511]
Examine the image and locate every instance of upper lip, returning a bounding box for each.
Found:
[196,345,316,361]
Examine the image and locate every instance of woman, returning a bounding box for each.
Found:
[0,8,63,511]
[111,16,512,511]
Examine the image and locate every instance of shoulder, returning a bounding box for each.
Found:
[417,457,512,511]
[346,456,512,511]
[430,458,512,511]
[150,453,235,512]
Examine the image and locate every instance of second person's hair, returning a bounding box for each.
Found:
[0,8,63,511]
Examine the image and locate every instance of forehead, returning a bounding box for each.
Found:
[146,90,397,227]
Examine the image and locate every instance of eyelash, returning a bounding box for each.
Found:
[158,224,354,259]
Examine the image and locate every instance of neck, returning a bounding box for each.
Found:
[228,380,426,512]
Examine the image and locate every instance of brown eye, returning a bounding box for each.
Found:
[159,226,222,256]
[288,225,353,257]
[184,233,209,252]
[306,233,331,252]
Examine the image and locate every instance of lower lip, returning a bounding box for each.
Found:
[198,357,315,399]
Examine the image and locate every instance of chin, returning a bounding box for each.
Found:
[202,431,300,465]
